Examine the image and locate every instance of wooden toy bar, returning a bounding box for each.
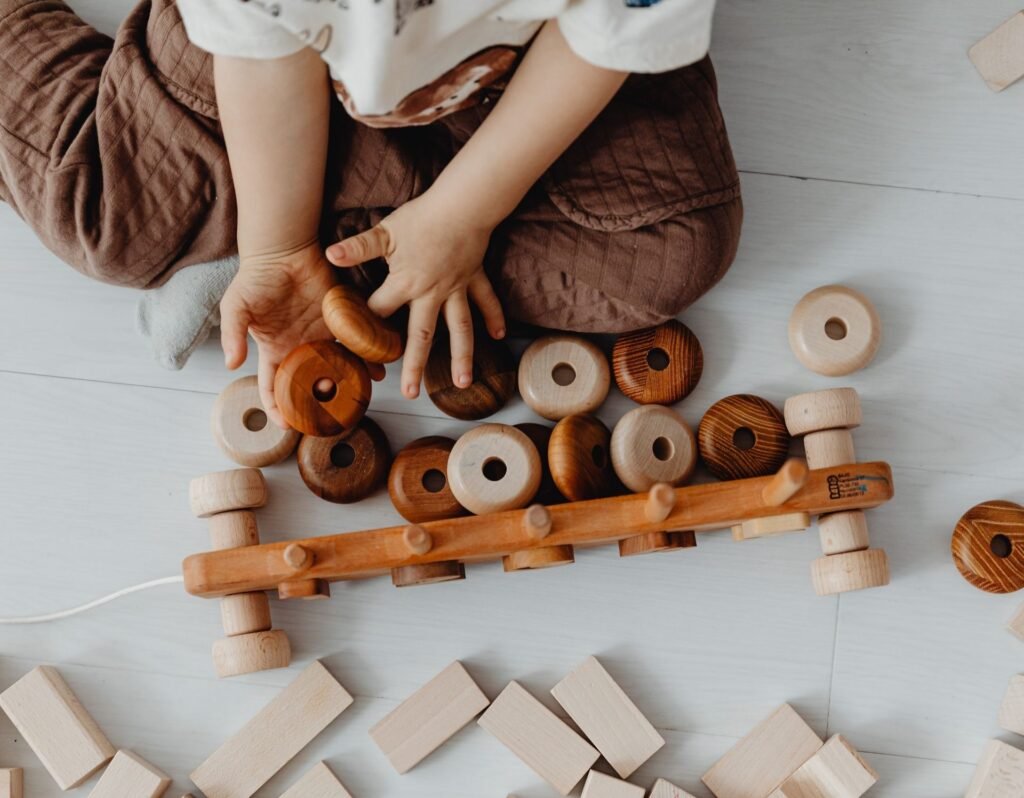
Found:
[183,461,893,598]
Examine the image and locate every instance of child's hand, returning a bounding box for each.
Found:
[325,191,506,399]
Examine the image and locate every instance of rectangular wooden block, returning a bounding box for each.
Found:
[550,656,664,779]
[89,750,171,798]
[1007,601,1024,641]
[998,674,1024,736]
[478,681,599,796]
[369,660,489,773]
[279,762,353,798]
[191,661,353,798]
[966,739,1024,797]
[580,770,644,798]
[969,11,1024,92]
[768,735,877,798]
[732,513,811,542]
[649,778,697,798]
[702,704,823,798]
[0,769,23,798]
[0,665,115,789]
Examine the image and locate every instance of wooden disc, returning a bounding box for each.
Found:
[811,549,890,596]
[789,285,881,376]
[503,545,575,571]
[517,335,610,420]
[274,340,371,436]
[189,469,267,518]
[698,395,790,481]
[322,284,403,364]
[297,416,391,504]
[212,629,291,678]
[388,436,467,523]
[447,424,542,515]
[424,332,516,421]
[612,320,704,405]
[211,375,300,467]
[610,405,698,492]
[618,531,697,557]
[784,388,862,436]
[391,561,466,587]
[277,579,331,600]
[952,501,1024,593]
[514,423,564,505]
[549,414,615,501]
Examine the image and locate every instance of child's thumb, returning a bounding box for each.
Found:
[219,295,250,369]
[326,225,391,267]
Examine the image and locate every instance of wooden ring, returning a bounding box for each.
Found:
[517,335,610,421]
[189,469,267,518]
[211,630,291,678]
[698,395,790,481]
[610,405,697,492]
[789,285,881,376]
[549,414,615,501]
[618,531,696,557]
[424,332,516,421]
[273,341,371,437]
[612,319,704,405]
[391,561,466,587]
[784,388,862,436]
[297,416,391,504]
[952,501,1024,593]
[211,375,300,467]
[322,284,403,364]
[447,424,542,515]
[387,436,467,523]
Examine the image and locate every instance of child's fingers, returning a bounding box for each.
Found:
[256,349,289,430]
[443,291,475,389]
[401,298,440,400]
[366,276,409,320]
[468,273,506,340]
[219,292,251,369]
[325,225,391,267]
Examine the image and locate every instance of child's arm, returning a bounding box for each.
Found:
[327,22,627,399]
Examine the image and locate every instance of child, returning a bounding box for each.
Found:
[0,0,741,427]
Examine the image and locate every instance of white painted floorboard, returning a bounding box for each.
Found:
[3,0,1024,796]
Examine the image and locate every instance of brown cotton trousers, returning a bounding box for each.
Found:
[0,0,742,332]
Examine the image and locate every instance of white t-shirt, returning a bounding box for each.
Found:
[178,0,716,127]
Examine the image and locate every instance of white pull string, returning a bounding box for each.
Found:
[0,576,185,624]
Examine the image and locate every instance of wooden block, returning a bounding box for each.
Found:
[580,770,644,798]
[969,11,1024,92]
[783,389,861,437]
[788,286,881,377]
[279,761,353,798]
[89,750,171,798]
[732,512,811,541]
[0,666,114,790]
[549,414,615,501]
[208,510,260,550]
[551,656,664,779]
[478,681,599,795]
[369,661,490,773]
[518,335,610,421]
[811,549,890,596]
[447,424,541,514]
[322,283,403,364]
[273,341,371,437]
[802,430,856,470]
[966,739,1024,797]
[297,416,391,504]
[998,674,1024,736]
[220,592,272,636]
[189,469,267,518]
[612,320,703,405]
[818,511,870,555]
[0,769,23,798]
[424,331,516,421]
[952,500,1024,593]
[768,735,877,798]
[191,661,353,798]
[610,405,697,493]
[387,436,467,523]
[1007,601,1024,641]
[649,778,697,798]
[211,375,301,467]
[698,395,790,481]
[211,630,292,678]
[701,704,823,798]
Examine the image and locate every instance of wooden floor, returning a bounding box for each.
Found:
[2,0,1023,795]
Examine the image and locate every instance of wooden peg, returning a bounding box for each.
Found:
[0,769,23,798]
[208,510,260,550]
[618,530,696,557]
[803,430,855,469]
[732,512,811,541]
[611,405,697,493]
[273,340,371,436]
[818,511,870,555]
[522,504,553,539]
[788,285,881,377]
[391,561,466,587]
[88,750,171,798]
[518,335,610,421]
[278,579,331,601]
[966,739,1024,798]
[403,524,433,555]
[969,11,1024,92]
[388,436,468,523]
[612,319,703,405]
[503,545,575,571]
[580,771,644,798]
[998,674,1024,736]
[952,500,1024,593]
[447,424,542,515]
[322,284,403,363]
[424,332,516,420]
[762,459,808,506]
[297,416,391,503]
[211,375,300,468]
[698,395,790,481]
[280,762,353,798]
[549,414,615,501]
[189,469,267,518]
[784,388,862,436]
[811,549,890,595]
[212,630,292,678]
[283,543,312,571]
[770,734,877,798]
[220,592,272,637]
[645,483,676,523]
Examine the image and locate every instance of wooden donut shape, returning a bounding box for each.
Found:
[952,500,1024,593]
[611,405,697,492]
[447,424,542,515]
[698,395,790,481]
[424,333,516,421]
[612,320,703,405]
[784,388,862,436]
[518,335,609,421]
[322,284,403,364]
[515,423,563,505]
[789,285,881,376]
[388,436,467,523]
[549,414,615,501]
[297,416,391,504]
[273,340,371,437]
[211,375,300,467]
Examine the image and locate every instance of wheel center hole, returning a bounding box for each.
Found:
[592,445,607,468]
[421,468,446,493]
[647,348,670,371]
[992,534,1013,559]
[552,363,577,386]
[652,436,674,462]
[313,378,337,402]
[733,427,756,451]
[243,408,268,432]
[330,442,356,468]
[825,317,848,341]
[482,457,507,482]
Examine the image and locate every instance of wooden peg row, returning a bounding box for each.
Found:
[788,285,881,376]
[611,405,697,493]
[273,340,371,437]
[811,549,890,595]
[803,429,856,469]
[278,579,331,600]
[392,561,466,588]
[503,545,575,572]
[518,335,610,421]
[424,332,516,421]
[612,319,703,405]
[549,414,615,501]
[698,394,790,481]
[762,459,808,507]
[969,11,1024,93]
[403,524,433,555]
[322,284,403,364]
[784,388,862,436]
[388,436,467,523]
[297,416,391,503]
[447,424,541,515]
[952,500,1024,593]
[618,530,696,557]
[818,510,870,555]
[211,375,300,467]
[189,468,267,518]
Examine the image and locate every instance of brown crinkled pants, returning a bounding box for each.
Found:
[0,0,742,332]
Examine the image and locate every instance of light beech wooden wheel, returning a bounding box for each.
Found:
[273,340,371,437]
[322,284,403,364]
[211,376,300,467]
[618,530,696,557]
[549,414,615,501]
[611,405,697,492]
[503,545,575,571]
[277,579,331,600]
[819,510,870,555]
[447,424,542,515]
[391,561,466,587]
[803,429,856,469]
[518,335,610,421]
[698,395,790,481]
[387,436,467,523]
[424,332,516,421]
[219,593,271,636]
[952,500,1024,593]
[789,285,881,376]
[612,319,704,405]
[784,388,862,436]
[212,630,291,678]
[811,549,890,595]
[296,416,391,504]
[189,469,267,518]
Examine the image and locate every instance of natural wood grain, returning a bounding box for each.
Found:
[211,630,292,678]
[762,459,808,507]
[818,511,870,555]
[88,750,171,798]
[208,510,260,550]
[424,332,516,421]
[0,769,22,798]
[211,375,300,467]
[273,341,371,437]
[279,761,353,798]
[391,561,466,587]
[803,430,856,470]
[297,416,391,504]
[645,483,676,523]
[580,771,644,798]
[1008,602,1024,642]
[277,579,331,601]
[611,406,697,493]
[769,735,878,798]
[784,389,862,437]
[402,524,433,556]
[219,592,271,637]
[612,320,703,405]
[387,436,467,523]
[322,284,403,364]
[515,422,564,505]
[189,469,267,518]
[502,545,575,571]
[952,500,1024,593]
[283,543,312,571]
[732,512,811,541]
[447,424,541,515]
[788,286,881,377]
[522,504,553,539]
[998,674,1024,736]
[549,414,615,501]
[965,739,1024,798]
[698,395,790,481]
[968,11,1024,93]
[811,549,890,596]
[518,335,610,420]
[617,530,696,557]
[649,778,696,798]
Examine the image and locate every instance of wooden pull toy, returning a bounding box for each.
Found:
[273,340,371,437]
[211,375,300,467]
[518,335,610,421]
[698,394,790,481]
[387,436,467,523]
[322,284,403,364]
[297,416,391,503]
[788,285,881,377]
[424,332,516,421]
[612,319,703,405]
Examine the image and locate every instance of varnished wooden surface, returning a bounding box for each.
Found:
[387,436,467,523]
[612,321,704,406]
[296,416,392,504]
[952,501,1024,594]
[322,285,403,365]
[424,333,516,421]
[273,341,371,437]
[549,415,616,502]
[698,395,790,481]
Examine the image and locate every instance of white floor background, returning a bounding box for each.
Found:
[2,1,1024,795]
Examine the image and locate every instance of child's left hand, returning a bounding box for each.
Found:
[325,190,506,399]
